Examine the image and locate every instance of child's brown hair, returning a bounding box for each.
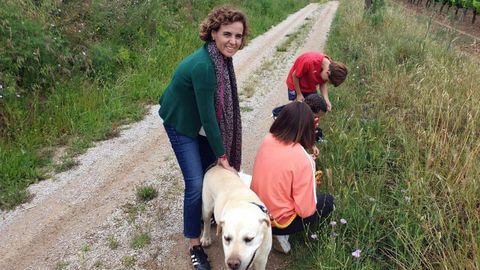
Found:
[329,61,348,87]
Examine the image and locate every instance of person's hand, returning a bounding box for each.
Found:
[312,145,319,159]
[325,99,332,111]
[295,94,305,102]
[217,155,238,175]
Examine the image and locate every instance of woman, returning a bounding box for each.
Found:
[251,102,334,254]
[159,6,248,270]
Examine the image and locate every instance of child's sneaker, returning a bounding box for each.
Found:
[272,235,291,254]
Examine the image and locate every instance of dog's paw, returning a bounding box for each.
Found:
[200,236,213,247]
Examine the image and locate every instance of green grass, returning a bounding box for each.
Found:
[135,185,158,202]
[0,0,317,210]
[130,232,151,249]
[123,202,145,224]
[120,255,136,267]
[107,235,119,250]
[290,0,480,269]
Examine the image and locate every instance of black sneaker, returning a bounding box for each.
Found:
[190,245,211,270]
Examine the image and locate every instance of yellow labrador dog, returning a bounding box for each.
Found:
[201,165,272,270]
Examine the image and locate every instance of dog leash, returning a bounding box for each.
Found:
[245,248,257,270]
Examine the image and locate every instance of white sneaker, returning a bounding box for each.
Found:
[272,235,291,254]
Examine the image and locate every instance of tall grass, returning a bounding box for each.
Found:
[0,0,317,209]
[291,0,480,268]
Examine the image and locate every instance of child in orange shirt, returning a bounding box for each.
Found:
[251,102,334,254]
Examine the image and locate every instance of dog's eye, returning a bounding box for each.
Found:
[224,236,232,243]
[243,237,254,243]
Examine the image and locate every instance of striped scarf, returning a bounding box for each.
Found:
[206,41,242,171]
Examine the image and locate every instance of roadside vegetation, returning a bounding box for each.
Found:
[0,0,317,209]
[292,0,479,269]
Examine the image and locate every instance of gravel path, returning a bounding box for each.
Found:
[0,2,338,269]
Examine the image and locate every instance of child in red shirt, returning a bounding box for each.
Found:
[286,51,348,111]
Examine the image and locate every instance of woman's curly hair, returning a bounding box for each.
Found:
[199,6,249,49]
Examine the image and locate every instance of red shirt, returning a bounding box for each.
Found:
[286,52,329,93]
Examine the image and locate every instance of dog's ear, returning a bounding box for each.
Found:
[260,218,271,228]
[216,220,224,236]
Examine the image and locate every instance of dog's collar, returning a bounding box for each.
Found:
[250,202,273,221]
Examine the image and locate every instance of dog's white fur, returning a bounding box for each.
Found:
[201,165,272,270]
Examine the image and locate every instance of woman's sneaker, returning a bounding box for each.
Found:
[190,245,211,270]
[272,235,291,254]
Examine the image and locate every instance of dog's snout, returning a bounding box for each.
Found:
[227,257,241,270]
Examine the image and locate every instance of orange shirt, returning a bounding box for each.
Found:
[251,133,317,228]
[286,51,329,93]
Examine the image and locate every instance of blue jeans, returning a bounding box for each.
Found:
[287,89,316,101]
[163,124,216,238]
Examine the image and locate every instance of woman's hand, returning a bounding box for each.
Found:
[312,145,319,159]
[217,155,238,175]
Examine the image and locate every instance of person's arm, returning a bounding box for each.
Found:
[319,83,331,112]
[320,58,332,111]
[217,154,237,174]
[292,71,304,102]
[291,153,316,218]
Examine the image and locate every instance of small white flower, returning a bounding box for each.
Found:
[405,196,411,202]
[340,218,347,224]
[78,29,82,33]
[82,51,86,56]
[0,95,3,99]
[330,221,337,226]
[50,24,55,27]
[0,84,3,89]
[310,234,318,240]
[16,94,21,98]
[368,197,376,202]
[352,249,361,258]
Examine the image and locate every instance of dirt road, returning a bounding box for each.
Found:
[0,2,339,269]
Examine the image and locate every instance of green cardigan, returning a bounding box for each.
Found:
[159,44,225,157]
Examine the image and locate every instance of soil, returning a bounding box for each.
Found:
[0,2,339,270]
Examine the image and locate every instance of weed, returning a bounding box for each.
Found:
[130,232,151,249]
[123,202,145,224]
[121,255,136,267]
[94,260,104,268]
[108,235,119,250]
[54,157,79,173]
[135,185,158,202]
[240,106,253,112]
[55,261,69,270]
[81,244,90,253]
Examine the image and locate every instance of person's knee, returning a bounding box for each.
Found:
[184,181,203,202]
[318,194,335,217]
